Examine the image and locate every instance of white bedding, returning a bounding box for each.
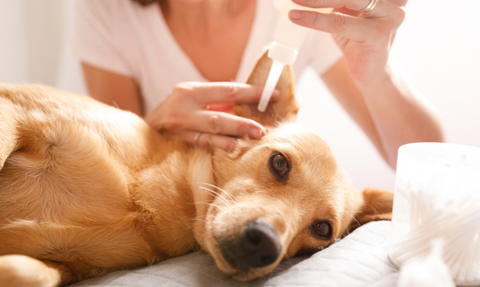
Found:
[71,221,398,287]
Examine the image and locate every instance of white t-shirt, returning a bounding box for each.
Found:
[73,0,342,114]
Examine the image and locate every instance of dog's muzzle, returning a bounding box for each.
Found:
[220,220,282,270]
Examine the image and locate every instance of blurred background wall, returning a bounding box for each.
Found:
[1,0,479,191]
[0,0,63,86]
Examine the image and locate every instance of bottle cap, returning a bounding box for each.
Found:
[268,41,298,65]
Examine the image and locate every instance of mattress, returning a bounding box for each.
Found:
[71,221,398,287]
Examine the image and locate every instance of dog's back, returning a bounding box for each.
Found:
[0,84,181,283]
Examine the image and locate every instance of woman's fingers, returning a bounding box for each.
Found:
[290,11,370,42]
[147,80,281,152]
[196,132,239,152]
[292,0,406,12]
[289,1,404,42]
[187,110,265,139]
[176,82,279,106]
[293,0,374,11]
[207,104,235,114]
[170,130,240,152]
[290,0,405,22]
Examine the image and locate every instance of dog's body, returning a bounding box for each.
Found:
[0,52,393,286]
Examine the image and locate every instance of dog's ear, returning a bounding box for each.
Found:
[0,87,20,171]
[234,49,299,127]
[349,188,394,230]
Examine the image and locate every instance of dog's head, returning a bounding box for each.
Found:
[192,51,393,281]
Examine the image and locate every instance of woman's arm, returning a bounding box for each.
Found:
[289,0,445,168]
[321,57,444,168]
[82,62,144,117]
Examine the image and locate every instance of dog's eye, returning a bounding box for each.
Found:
[271,153,289,177]
[312,221,332,240]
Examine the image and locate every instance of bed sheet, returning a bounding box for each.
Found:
[71,221,398,287]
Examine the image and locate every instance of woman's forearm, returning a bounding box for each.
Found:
[354,61,445,168]
[322,58,444,169]
[82,62,144,117]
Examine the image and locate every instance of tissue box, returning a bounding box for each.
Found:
[389,142,480,285]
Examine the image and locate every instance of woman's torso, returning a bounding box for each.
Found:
[73,0,342,114]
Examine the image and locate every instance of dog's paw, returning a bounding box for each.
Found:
[0,255,60,287]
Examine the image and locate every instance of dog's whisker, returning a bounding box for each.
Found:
[198,187,231,208]
[305,153,322,166]
[199,186,229,203]
[193,202,228,214]
[338,214,350,236]
[193,181,237,205]
[192,197,229,214]
[198,182,236,202]
[173,210,197,234]
[198,186,237,209]
[191,217,209,224]
[342,210,361,230]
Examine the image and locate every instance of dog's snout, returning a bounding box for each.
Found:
[219,220,283,270]
[240,220,282,267]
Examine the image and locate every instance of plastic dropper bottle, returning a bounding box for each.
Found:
[257,0,333,112]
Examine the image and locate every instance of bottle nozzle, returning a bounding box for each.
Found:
[257,60,285,112]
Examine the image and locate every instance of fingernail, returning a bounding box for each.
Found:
[228,140,239,152]
[272,89,280,100]
[289,10,305,20]
[250,128,264,139]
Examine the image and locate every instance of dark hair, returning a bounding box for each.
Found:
[132,0,161,6]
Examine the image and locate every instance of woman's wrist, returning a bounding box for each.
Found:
[352,62,395,99]
[144,109,162,131]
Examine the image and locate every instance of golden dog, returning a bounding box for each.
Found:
[0,52,393,286]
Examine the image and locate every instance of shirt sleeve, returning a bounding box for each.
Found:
[304,31,343,76]
[72,0,132,77]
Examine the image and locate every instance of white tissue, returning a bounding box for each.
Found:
[390,176,480,284]
[398,240,455,287]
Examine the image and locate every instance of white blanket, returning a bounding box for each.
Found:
[71,221,398,287]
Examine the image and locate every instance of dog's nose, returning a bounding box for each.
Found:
[239,220,282,268]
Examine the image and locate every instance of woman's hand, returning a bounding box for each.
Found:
[144,82,278,152]
[289,0,406,84]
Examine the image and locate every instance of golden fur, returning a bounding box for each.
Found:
[0,52,393,286]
